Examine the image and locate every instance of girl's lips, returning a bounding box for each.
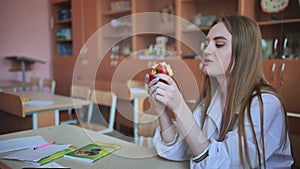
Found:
[203,58,213,66]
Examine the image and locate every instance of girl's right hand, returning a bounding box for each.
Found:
[145,73,167,115]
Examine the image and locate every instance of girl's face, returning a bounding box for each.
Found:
[202,22,232,77]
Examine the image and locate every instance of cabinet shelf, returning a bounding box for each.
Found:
[257,18,300,26]
[56,39,72,43]
[103,8,131,16]
[103,33,131,39]
[52,0,70,5]
[56,19,72,24]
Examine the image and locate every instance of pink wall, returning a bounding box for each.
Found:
[0,0,52,81]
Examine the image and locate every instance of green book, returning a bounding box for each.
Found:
[64,142,121,163]
[38,146,77,165]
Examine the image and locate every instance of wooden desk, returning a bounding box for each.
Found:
[0,125,188,169]
[0,80,30,92]
[0,91,90,129]
[5,56,46,83]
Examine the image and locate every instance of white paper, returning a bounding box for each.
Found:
[0,136,47,154]
[130,88,147,94]
[1,144,71,162]
[24,100,53,107]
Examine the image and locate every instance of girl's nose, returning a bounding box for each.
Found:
[203,46,212,56]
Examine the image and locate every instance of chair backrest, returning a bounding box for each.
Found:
[29,77,40,91]
[70,85,92,100]
[127,80,146,89]
[91,90,117,133]
[138,113,159,137]
[40,78,56,94]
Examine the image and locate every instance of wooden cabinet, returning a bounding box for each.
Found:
[50,0,300,125]
[241,0,300,59]
[51,0,84,96]
[52,0,300,94]
[263,59,300,113]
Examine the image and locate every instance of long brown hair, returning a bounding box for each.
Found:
[198,15,288,168]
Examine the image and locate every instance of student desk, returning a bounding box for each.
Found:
[0,91,90,129]
[0,80,30,92]
[0,125,189,169]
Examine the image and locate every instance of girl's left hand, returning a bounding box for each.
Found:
[152,74,184,115]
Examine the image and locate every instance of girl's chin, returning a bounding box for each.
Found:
[202,66,210,75]
[202,67,225,77]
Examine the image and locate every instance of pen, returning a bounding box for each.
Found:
[34,141,55,150]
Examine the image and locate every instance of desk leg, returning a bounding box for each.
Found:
[87,103,94,123]
[55,110,60,126]
[21,61,26,83]
[32,113,38,129]
[133,98,138,144]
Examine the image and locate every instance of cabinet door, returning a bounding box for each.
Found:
[263,59,280,90]
[278,60,300,113]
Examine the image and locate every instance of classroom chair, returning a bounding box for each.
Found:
[61,84,92,125]
[126,80,159,148]
[40,78,56,94]
[78,89,117,134]
[137,112,159,148]
[28,77,41,91]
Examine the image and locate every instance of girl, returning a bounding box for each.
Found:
[145,15,293,168]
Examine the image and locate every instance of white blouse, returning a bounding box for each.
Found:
[153,93,294,169]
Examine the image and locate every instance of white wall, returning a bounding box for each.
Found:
[0,0,52,81]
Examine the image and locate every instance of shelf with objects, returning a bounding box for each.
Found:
[51,0,85,96]
[248,0,300,60]
[176,0,238,58]
[51,0,73,57]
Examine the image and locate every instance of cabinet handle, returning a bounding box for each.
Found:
[110,60,118,66]
[280,63,285,86]
[271,63,276,81]
[281,63,285,72]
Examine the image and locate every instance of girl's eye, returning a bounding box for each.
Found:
[215,43,225,48]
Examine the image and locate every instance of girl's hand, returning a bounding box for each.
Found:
[146,73,183,116]
[145,73,166,115]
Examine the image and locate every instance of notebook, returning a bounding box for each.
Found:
[64,142,121,163]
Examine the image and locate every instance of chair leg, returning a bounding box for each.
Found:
[138,136,144,146]
[68,108,73,116]
[86,103,94,123]
[137,136,154,148]
[147,137,154,148]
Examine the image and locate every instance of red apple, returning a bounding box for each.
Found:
[148,62,173,83]
[149,73,156,81]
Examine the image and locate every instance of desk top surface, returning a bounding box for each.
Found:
[0,125,188,169]
[5,56,46,64]
[0,80,30,89]
[7,91,90,114]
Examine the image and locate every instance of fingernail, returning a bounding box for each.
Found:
[155,77,159,81]
[154,74,158,78]
[153,84,158,88]
[145,73,149,79]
